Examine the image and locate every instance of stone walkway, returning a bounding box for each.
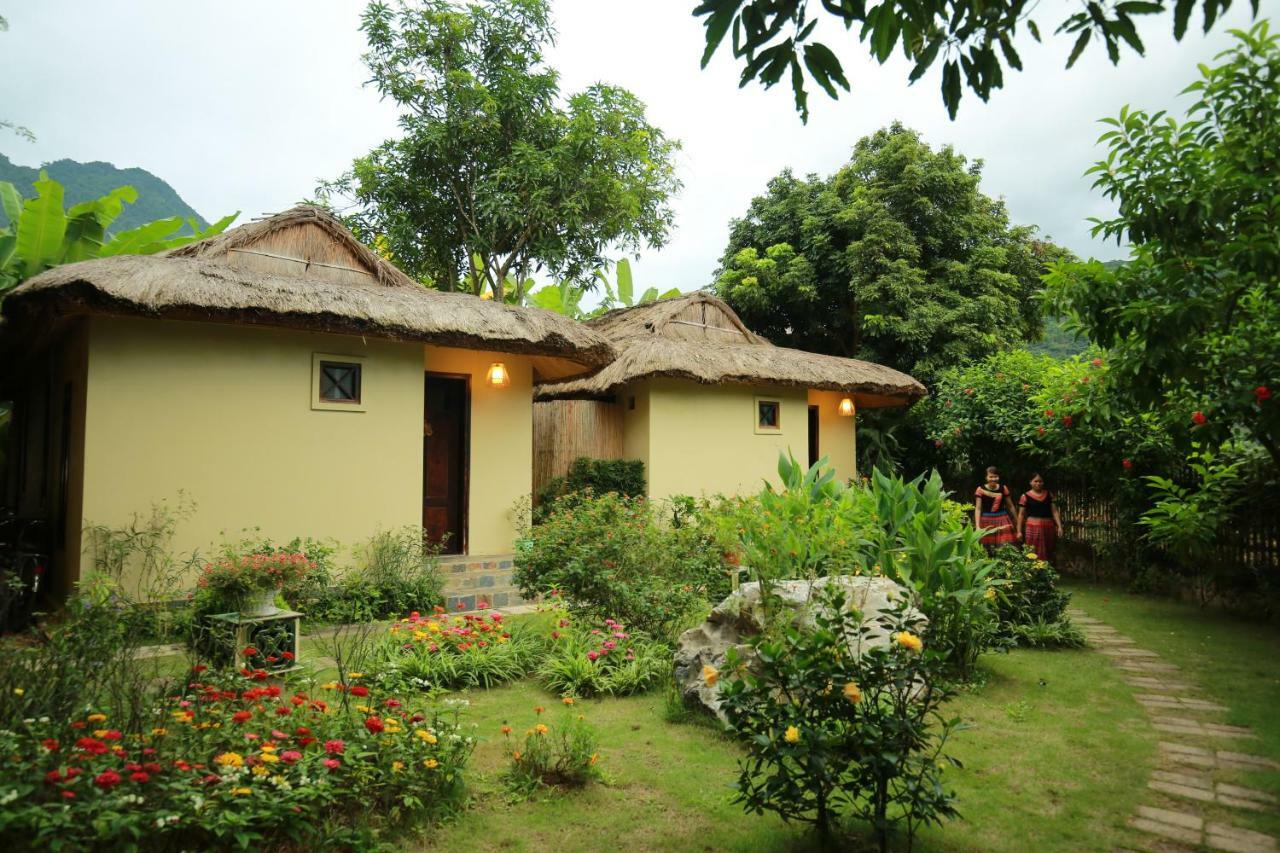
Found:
[1070,608,1279,852]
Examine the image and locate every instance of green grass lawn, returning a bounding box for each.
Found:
[1068,581,1280,842]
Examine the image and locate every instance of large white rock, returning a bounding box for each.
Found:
[673,574,926,720]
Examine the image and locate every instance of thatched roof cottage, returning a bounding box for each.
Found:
[534,292,924,500]
[1,205,611,606]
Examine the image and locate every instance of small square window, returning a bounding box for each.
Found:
[319,361,361,403]
[755,397,782,433]
[312,353,367,412]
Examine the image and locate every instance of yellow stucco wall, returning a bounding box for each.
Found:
[619,382,650,481]
[807,389,858,482]
[422,346,531,555]
[80,317,424,588]
[639,379,809,500]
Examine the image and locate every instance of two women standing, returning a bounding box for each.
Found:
[974,468,1064,563]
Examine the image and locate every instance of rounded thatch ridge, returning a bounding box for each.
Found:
[1,206,615,369]
[535,292,925,407]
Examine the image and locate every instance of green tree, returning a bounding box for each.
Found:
[320,0,681,300]
[715,124,1065,384]
[1045,22,1280,471]
[692,0,1259,120]
[0,173,237,294]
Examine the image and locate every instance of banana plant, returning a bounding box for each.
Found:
[528,279,590,318]
[0,173,238,295]
[593,258,681,312]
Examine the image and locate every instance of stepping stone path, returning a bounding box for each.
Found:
[1070,608,1279,852]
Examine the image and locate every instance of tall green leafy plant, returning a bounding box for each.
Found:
[0,174,236,294]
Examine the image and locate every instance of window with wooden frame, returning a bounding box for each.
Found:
[754,396,782,434]
[312,353,367,412]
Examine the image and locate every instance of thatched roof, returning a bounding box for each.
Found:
[2,205,614,375]
[535,292,925,408]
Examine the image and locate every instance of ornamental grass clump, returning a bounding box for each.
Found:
[0,668,474,849]
[716,585,960,851]
[500,702,603,797]
[537,613,670,697]
[369,606,543,691]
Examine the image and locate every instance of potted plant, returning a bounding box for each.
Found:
[197,551,314,616]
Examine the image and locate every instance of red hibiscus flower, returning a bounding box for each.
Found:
[1191,411,1207,425]
[1122,458,1133,470]
[94,770,122,790]
[1255,386,1271,402]
[44,770,62,784]
[41,738,59,751]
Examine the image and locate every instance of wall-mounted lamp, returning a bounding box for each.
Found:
[838,397,855,417]
[486,362,510,388]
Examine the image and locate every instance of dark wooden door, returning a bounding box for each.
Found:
[423,375,468,554]
[808,405,820,468]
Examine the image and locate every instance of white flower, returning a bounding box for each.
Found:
[0,790,19,806]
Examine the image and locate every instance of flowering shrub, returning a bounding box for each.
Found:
[197,551,314,597]
[537,613,670,697]
[501,701,602,796]
[0,670,473,848]
[987,545,1080,647]
[515,491,726,640]
[716,586,959,850]
[369,607,543,690]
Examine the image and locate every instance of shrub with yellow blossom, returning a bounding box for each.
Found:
[987,546,1082,648]
[500,704,603,797]
[717,585,959,850]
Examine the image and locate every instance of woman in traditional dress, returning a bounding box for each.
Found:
[1017,472,1064,564]
[974,466,1019,551]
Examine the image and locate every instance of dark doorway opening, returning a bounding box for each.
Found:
[423,374,469,555]
[807,405,820,468]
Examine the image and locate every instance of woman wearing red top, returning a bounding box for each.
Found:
[974,466,1019,551]
[1017,473,1064,563]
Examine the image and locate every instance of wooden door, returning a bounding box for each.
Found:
[808,405,820,468]
[423,375,468,554]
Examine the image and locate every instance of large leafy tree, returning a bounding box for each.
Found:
[692,0,1259,120]
[320,0,681,300]
[715,124,1064,384]
[1045,22,1280,471]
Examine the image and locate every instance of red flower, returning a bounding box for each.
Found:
[1122,458,1133,470]
[101,730,122,741]
[144,762,163,774]
[298,736,317,747]
[1037,427,1046,436]
[275,707,292,717]
[75,737,108,755]
[349,685,369,698]
[281,750,303,764]
[41,738,59,751]
[1044,409,1054,418]
[70,721,85,730]
[933,439,944,448]
[232,711,253,724]
[323,758,341,770]
[44,770,62,784]
[130,771,150,784]
[94,770,122,790]
[281,651,295,661]
[65,767,82,779]
[242,647,259,657]
[1191,411,1207,425]
[1255,386,1271,402]
[1091,358,1103,367]
[324,739,345,755]
[192,664,208,673]
[1062,415,1073,428]
[964,387,974,395]
[295,726,311,736]
[384,698,401,709]
[364,716,385,735]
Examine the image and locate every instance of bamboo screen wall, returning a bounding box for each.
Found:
[532,399,624,495]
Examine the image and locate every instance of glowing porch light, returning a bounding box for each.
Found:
[838,397,855,416]
[486,362,511,388]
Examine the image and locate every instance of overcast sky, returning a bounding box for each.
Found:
[0,1,1260,301]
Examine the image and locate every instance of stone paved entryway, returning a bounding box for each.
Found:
[1070,609,1279,852]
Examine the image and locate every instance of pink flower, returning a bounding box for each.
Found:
[281,750,302,764]
[324,758,341,770]
[586,651,600,662]
[324,739,345,755]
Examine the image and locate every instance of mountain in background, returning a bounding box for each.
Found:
[0,154,207,233]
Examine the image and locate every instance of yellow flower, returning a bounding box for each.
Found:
[496,635,508,644]
[348,672,364,680]
[215,752,245,768]
[413,630,428,641]
[356,704,373,714]
[702,665,719,687]
[427,622,442,634]
[392,760,405,772]
[783,726,800,744]
[424,758,439,769]
[259,752,280,765]
[589,752,599,765]
[321,681,339,691]
[984,588,996,601]
[843,682,862,705]
[87,713,107,723]
[12,688,23,696]
[251,765,269,777]
[231,787,252,796]
[151,728,167,737]
[259,743,277,753]
[416,729,438,744]
[562,696,575,706]
[1025,552,1038,561]
[894,631,924,653]
[93,729,110,739]
[535,723,549,735]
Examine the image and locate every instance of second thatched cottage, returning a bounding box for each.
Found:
[533,292,925,500]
